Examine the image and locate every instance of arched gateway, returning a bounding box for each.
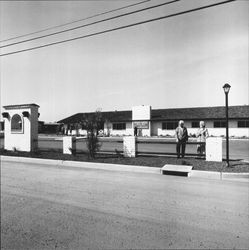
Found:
[2,103,39,152]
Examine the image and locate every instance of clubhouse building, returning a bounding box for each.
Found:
[58,105,249,137]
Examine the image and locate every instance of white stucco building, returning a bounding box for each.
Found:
[58,105,249,137]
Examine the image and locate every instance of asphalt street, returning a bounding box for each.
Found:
[1,160,249,249]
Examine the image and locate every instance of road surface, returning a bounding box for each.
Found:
[1,160,248,249]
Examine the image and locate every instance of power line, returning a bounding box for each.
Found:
[0,0,151,43]
[0,0,237,57]
[0,0,180,49]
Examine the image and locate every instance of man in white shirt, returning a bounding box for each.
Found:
[175,120,188,158]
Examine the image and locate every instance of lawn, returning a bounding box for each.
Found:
[1,149,248,173]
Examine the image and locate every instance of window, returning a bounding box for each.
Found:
[191,121,199,128]
[11,114,23,132]
[162,121,178,130]
[238,120,249,128]
[79,121,104,130]
[213,120,226,128]
[113,123,126,130]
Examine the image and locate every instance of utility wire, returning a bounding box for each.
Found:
[0,0,151,43]
[0,0,237,57]
[0,0,179,49]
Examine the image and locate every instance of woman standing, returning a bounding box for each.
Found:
[196,121,209,156]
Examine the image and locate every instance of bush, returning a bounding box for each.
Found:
[81,111,103,159]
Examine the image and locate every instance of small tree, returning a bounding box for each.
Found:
[82,110,103,158]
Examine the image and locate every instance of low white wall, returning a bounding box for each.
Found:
[109,129,133,136]
[157,129,175,137]
[66,129,87,136]
[139,128,151,137]
[207,128,249,137]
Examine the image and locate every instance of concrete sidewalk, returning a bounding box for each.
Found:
[1,155,248,182]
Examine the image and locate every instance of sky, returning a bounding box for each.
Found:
[0,0,248,122]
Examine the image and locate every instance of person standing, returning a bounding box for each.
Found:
[196,121,209,156]
[134,126,138,136]
[175,120,188,158]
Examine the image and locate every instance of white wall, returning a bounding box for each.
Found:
[109,122,133,136]
[157,128,175,137]
[132,105,151,136]
[139,127,151,137]
[151,120,249,137]
[207,128,249,137]
[68,121,248,138]
[151,122,160,136]
[132,105,151,120]
[68,129,87,136]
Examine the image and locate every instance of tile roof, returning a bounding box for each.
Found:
[58,110,132,124]
[151,105,249,121]
[58,105,249,124]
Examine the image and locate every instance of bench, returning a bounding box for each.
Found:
[161,164,193,177]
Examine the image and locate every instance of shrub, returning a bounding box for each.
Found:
[80,110,103,159]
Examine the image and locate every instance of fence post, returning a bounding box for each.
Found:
[123,136,137,157]
[63,136,76,154]
[206,137,222,162]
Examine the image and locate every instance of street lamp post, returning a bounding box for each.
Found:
[223,83,231,167]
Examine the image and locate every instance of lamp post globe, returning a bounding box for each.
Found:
[223,83,231,94]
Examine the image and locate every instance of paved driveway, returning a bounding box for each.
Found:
[1,160,249,249]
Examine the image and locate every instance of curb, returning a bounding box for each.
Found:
[190,170,249,181]
[1,155,248,182]
[191,170,223,180]
[0,155,159,174]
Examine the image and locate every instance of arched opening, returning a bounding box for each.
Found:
[11,114,23,132]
